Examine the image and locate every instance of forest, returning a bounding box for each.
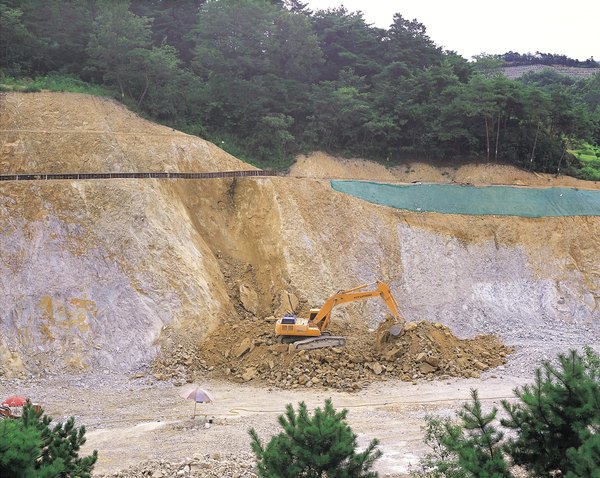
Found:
[1,0,599,174]
[499,51,598,68]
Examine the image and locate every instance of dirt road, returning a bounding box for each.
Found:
[0,372,527,476]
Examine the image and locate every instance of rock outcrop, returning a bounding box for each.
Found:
[1,92,599,381]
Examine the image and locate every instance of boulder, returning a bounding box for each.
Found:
[242,368,257,381]
[371,362,383,375]
[419,362,437,374]
[239,283,259,315]
[473,360,488,370]
[274,290,300,315]
[235,338,252,358]
[383,347,402,361]
[425,356,440,368]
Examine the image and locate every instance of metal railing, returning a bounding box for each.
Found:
[0,170,279,182]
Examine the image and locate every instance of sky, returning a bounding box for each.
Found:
[305,0,600,61]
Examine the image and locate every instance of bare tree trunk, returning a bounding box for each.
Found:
[484,116,490,160]
[137,71,149,108]
[116,74,125,103]
[88,0,97,21]
[494,113,501,160]
[530,122,540,164]
[555,148,566,177]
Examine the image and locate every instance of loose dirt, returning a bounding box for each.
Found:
[1,92,599,477]
[291,151,600,189]
[154,317,511,391]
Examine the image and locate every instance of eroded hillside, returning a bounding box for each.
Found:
[1,92,599,381]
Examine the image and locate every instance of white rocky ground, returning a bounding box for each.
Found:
[0,372,529,477]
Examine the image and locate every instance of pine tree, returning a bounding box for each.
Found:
[409,415,464,478]
[501,350,600,477]
[249,399,382,478]
[564,433,600,478]
[0,418,42,478]
[440,389,511,478]
[0,402,97,478]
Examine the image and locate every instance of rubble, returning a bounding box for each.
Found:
[153,317,512,391]
[95,453,257,478]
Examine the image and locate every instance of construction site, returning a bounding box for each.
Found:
[1,92,600,477]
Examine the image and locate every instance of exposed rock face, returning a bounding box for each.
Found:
[1,92,599,380]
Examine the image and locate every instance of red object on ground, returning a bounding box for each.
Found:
[0,395,34,419]
[2,396,28,407]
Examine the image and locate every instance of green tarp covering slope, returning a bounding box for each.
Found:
[331,180,600,217]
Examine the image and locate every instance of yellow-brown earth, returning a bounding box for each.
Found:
[1,92,599,386]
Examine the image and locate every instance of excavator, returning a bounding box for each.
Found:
[274,281,404,350]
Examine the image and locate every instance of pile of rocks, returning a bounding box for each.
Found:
[95,453,257,478]
[154,318,512,391]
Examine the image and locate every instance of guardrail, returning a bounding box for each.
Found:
[0,170,279,182]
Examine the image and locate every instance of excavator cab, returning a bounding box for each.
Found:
[308,308,320,322]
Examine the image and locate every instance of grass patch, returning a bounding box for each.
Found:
[0,74,116,97]
[569,142,600,180]
[210,133,294,171]
[169,125,294,171]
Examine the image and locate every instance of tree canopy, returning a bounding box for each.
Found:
[412,348,600,478]
[1,0,598,172]
[250,399,381,478]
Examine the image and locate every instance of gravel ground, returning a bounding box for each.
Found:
[0,367,531,477]
[1,332,597,477]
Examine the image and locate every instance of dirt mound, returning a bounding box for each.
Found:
[0,91,251,174]
[290,152,400,180]
[290,152,600,190]
[153,316,512,391]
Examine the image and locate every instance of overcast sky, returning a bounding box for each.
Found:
[305,0,600,61]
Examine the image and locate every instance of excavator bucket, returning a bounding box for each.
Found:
[389,324,403,336]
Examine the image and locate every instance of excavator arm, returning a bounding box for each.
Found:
[275,280,404,350]
[311,281,403,332]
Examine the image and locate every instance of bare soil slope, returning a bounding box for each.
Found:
[1,92,599,385]
[291,152,600,189]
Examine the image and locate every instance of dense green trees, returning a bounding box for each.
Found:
[1,0,598,172]
[250,399,381,478]
[499,51,598,68]
[413,349,600,478]
[188,0,322,161]
[0,403,97,478]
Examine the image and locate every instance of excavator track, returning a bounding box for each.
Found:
[291,336,347,351]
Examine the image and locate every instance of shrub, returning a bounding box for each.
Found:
[409,416,463,478]
[249,399,382,478]
[0,402,97,478]
[413,349,600,477]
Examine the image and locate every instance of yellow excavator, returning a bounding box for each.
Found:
[275,281,404,350]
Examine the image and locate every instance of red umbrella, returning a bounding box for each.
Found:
[1,396,29,419]
[2,396,28,407]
